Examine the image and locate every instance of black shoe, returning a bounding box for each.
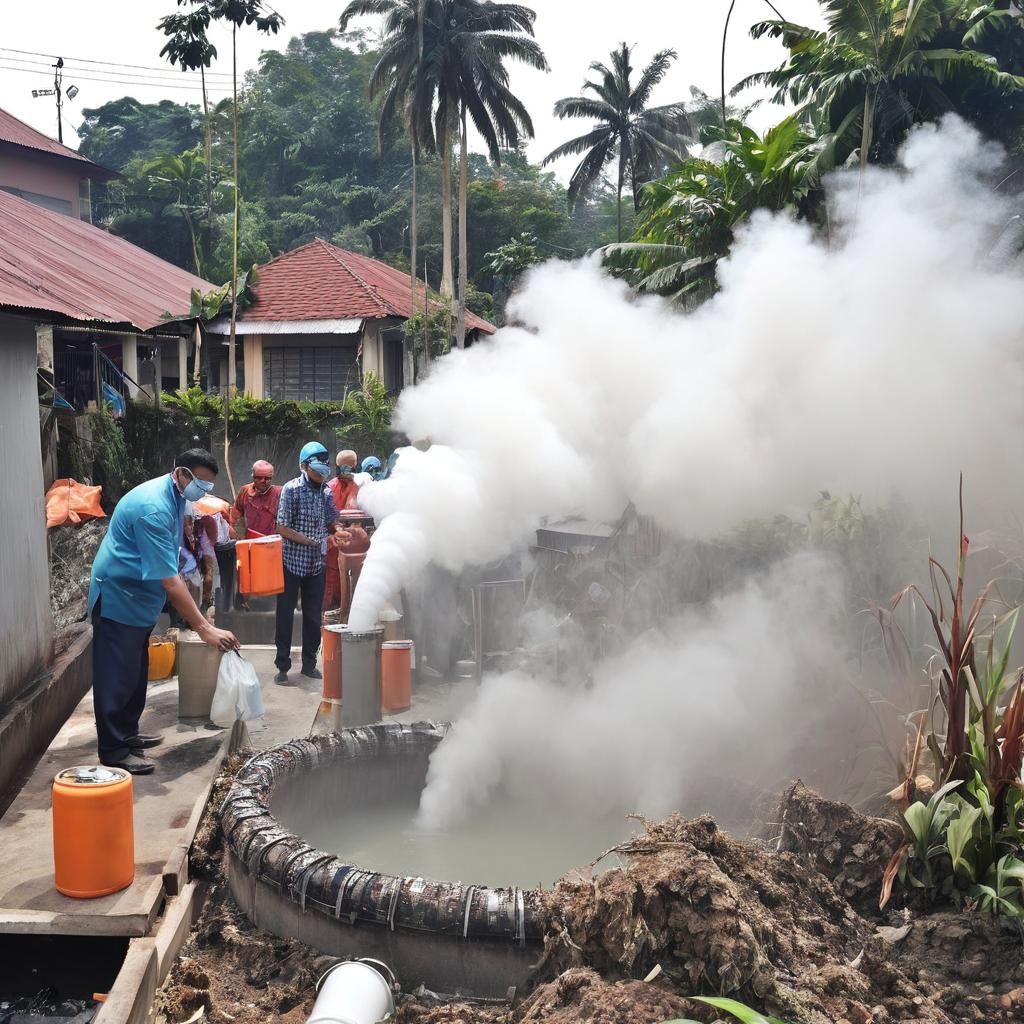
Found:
[274,670,290,684]
[300,667,322,680]
[125,734,163,749]
[101,753,154,776]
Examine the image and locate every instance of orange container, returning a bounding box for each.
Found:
[52,766,134,899]
[147,640,175,681]
[322,624,345,701]
[381,640,413,714]
[237,536,284,596]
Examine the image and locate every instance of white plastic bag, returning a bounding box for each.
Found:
[210,651,265,726]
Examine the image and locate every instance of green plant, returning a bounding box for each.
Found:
[665,995,798,1023]
[88,409,146,506]
[341,372,394,454]
[880,484,1024,917]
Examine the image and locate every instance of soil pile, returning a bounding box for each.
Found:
[49,520,107,641]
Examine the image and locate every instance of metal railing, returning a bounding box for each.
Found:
[54,344,128,414]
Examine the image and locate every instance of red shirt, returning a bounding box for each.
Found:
[230,482,282,537]
[327,475,360,511]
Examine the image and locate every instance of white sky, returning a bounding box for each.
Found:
[0,0,823,181]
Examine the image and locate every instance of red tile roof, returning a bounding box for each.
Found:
[0,189,215,331]
[242,238,496,334]
[0,106,115,178]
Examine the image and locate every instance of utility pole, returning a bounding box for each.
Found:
[52,57,64,143]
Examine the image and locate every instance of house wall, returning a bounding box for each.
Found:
[0,149,83,218]
[0,314,54,704]
[254,331,361,403]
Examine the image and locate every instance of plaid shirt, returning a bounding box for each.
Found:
[276,474,340,577]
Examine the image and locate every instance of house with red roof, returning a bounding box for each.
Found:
[207,238,496,399]
[0,106,116,222]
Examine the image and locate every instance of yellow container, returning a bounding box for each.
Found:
[147,640,175,681]
[53,766,134,899]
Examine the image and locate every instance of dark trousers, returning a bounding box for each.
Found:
[92,605,152,761]
[275,567,326,672]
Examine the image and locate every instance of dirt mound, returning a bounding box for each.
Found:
[773,780,904,914]
[49,520,107,638]
[538,813,956,1024]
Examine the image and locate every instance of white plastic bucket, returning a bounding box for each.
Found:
[308,959,395,1024]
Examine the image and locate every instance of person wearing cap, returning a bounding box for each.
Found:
[323,451,361,612]
[88,449,240,775]
[355,455,382,486]
[228,460,281,540]
[274,442,349,683]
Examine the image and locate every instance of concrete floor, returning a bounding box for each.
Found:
[0,639,477,939]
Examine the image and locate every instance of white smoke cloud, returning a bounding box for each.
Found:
[417,552,847,828]
[351,116,1024,631]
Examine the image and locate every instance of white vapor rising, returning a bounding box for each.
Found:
[350,117,1024,632]
[417,553,845,828]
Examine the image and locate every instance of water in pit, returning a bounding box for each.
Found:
[270,757,640,888]
[286,794,637,889]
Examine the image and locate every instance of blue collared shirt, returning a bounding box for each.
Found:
[276,474,340,577]
[88,474,185,627]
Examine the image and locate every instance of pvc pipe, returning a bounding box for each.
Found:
[308,959,395,1024]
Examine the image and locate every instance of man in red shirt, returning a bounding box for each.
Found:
[228,460,282,539]
[323,450,360,610]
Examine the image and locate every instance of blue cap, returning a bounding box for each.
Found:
[361,456,382,472]
[299,441,328,464]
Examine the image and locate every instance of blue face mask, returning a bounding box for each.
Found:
[177,467,215,503]
[337,465,354,476]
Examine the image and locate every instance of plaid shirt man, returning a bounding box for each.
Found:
[276,475,340,576]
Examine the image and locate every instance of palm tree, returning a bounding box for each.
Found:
[601,116,818,304]
[341,0,548,350]
[340,0,430,381]
[543,44,691,242]
[441,0,548,347]
[739,0,1024,169]
[158,2,218,272]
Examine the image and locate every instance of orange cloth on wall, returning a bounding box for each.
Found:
[45,478,106,528]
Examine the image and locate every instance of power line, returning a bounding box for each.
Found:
[0,46,235,79]
[0,53,236,87]
[0,63,234,94]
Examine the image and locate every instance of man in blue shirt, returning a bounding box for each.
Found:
[89,449,239,774]
[273,441,348,684]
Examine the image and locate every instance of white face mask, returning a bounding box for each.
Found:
[175,467,214,502]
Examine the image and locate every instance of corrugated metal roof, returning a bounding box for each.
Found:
[0,105,114,177]
[0,188,216,332]
[241,238,496,334]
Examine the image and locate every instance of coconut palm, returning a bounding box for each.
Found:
[739,0,1024,169]
[543,44,692,242]
[341,0,547,349]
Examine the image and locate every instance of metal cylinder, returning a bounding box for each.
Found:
[340,626,383,727]
[214,540,236,612]
[308,959,395,1024]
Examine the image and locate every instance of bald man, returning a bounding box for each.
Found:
[228,460,282,539]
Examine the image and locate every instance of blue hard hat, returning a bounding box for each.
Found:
[361,456,382,472]
[299,441,328,464]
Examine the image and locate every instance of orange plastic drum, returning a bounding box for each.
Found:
[237,536,284,596]
[322,624,345,701]
[52,766,134,899]
[381,641,413,714]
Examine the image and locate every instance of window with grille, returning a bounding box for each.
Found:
[263,345,360,402]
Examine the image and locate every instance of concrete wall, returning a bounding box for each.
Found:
[0,315,54,705]
[0,150,83,218]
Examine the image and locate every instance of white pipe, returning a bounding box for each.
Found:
[307,959,396,1024]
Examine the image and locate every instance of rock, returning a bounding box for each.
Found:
[875,924,912,944]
